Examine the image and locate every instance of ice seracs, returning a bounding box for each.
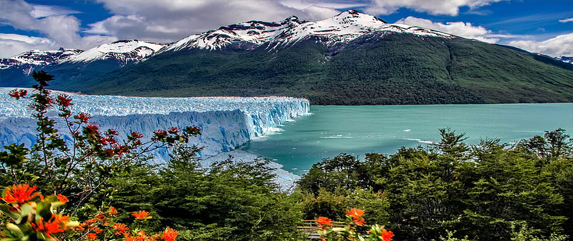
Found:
[0,88,310,155]
[0,89,309,188]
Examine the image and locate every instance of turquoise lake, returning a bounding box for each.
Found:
[240,103,573,175]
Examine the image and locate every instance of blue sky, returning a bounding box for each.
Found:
[0,0,571,58]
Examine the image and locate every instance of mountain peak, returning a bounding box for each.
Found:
[1,11,454,69]
[282,16,304,25]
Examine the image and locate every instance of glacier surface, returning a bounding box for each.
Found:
[0,88,309,186]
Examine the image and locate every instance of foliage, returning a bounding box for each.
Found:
[297,128,573,241]
[3,71,573,240]
[0,71,200,217]
[0,184,79,241]
[314,208,394,241]
[116,145,305,241]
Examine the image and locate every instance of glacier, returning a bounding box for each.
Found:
[0,88,309,187]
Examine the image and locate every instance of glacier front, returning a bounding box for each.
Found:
[0,88,309,187]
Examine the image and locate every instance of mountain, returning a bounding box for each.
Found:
[0,40,165,88]
[559,56,573,64]
[1,10,572,105]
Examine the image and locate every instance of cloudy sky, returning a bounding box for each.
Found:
[0,0,571,58]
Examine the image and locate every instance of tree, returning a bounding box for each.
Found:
[0,71,199,216]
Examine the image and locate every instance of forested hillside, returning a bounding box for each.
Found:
[78,33,573,105]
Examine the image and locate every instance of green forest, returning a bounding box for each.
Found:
[1,73,572,241]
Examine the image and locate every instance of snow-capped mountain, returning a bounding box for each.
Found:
[66,40,165,64]
[0,48,82,71]
[0,40,165,70]
[2,10,571,106]
[1,10,453,70]
[161,10,454,52]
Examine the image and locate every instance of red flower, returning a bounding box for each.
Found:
[86,124,99,134]
[57,95,73,107]
[112,223,129,235]
[108,129,119,135]
[31,214,69,239]
[184,126,201,135]
[346,208,365,226]
[74,113,91,123]
[381,229,394,241]
[131,132,143,139]
[57,194,68,203]
[132,210,151,219]
[46,96,56,105]
[8,89,27,100]
[105,149,115,156]
[154,130,167,135]
[1,184,39,204]
[163,228,178,241]
[168,127,180,134]
[100,137,109,145]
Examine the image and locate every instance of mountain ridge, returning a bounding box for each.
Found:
[1,10,572,105]
[1,10,457,70]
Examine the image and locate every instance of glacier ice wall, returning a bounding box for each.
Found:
[0,88,310,158]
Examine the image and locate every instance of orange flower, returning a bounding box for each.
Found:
[381,229,394,241]
[134,230,148,241]
[315,217,332,226]
[163,228,178,241]
[132,210,151,219]
[346,208,366,226]
[57,194,68,203]
[112,223,129,235]
[87,233,98,240]
[109,206,118,215]
[346,208,364,217]
[315,217,332,230]
[1,184,39,204]
[31,214,69,239]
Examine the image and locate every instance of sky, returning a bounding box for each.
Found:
[0,0,572,58]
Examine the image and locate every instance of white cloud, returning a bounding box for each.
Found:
[365,0,507,16]
[86,0,344,43]
[30,4,81,18]
[559,17,573,23]
[0,33,55,58]
[395,16,499,43]
[508,33,573,57]
[0,0,114,57]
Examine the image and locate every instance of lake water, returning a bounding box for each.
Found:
[240,103,573,175]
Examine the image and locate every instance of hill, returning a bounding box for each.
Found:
[1,10,572,105]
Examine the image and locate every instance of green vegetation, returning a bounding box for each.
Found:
[297,128,573,240]
[53,34,573,105]
[2,73,572,240]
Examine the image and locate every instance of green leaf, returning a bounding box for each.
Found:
[6,223,24,238]
[19,204,35,218]
[0,204,21,221]
[36,200,53,220]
